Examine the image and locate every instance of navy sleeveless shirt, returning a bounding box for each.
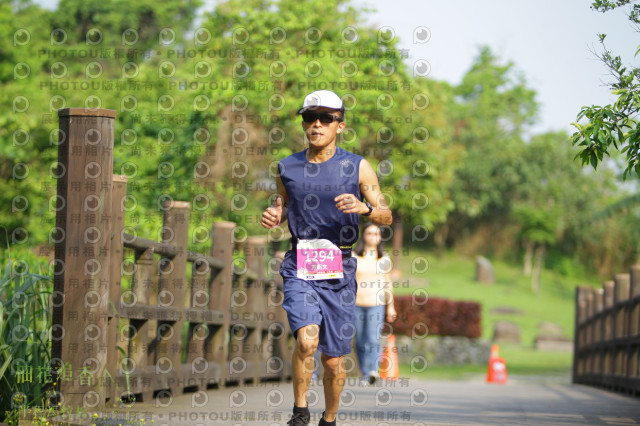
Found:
[278,146,363,288]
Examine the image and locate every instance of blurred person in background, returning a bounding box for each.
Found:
[353,222,397,385]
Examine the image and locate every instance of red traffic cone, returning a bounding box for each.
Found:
[486,344,507,384]
[380,334,399,380]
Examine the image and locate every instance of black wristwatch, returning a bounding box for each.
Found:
[363,201,373,216]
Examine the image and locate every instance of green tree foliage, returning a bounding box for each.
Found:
[193,0,457,232]
[440,47,632,280]
[434,46,537,250]
[514,132,595,291]
[449,46,538,219]
[0,0,635,278]
[0,0,457,250]
[52,0,201,47]
[515,131,602,246]
[570,0,640,179]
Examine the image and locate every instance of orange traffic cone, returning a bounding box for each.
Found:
[486,344,507,384]
[379,334,399,380]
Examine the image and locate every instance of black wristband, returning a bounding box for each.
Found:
[363,201,373,216]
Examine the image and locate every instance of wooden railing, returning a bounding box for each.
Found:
[573,264,640,395]
[52,108,293,410]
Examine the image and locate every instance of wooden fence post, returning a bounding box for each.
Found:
[245,236,267,382]
[185,258,209,391]
[614,274,631,340]
[106,174,127,404]
[630,266,640,337]
[586,289,595,347]
[585,288,595,375]
[573,285,590,382]
[629,265,640,383]
[206,221,236,386]
[268,250,290,380]
[155,201,190,395]
[614,274,630,380]
[602,280,615,383]
[130,247,154,401]
[595,288,604,377]
[52,108,116,410]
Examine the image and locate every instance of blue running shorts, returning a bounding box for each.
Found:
[279,249,357,357]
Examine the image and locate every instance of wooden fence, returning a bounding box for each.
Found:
[573,264,640,396]
[52,108,293,410]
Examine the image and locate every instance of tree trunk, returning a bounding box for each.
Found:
[434,222,450,256]
[523,239,534,276]
[531,243,545,294]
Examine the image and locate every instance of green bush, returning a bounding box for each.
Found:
[0,255,53,424]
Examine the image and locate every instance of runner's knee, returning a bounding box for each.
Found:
[296,325,319,356]
[296,339,318,357]
[321,354,344,375]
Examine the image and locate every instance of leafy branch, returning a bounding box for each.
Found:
[570,0,640,179]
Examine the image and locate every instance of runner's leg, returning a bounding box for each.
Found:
[320,353,346,423]
[292,324,320,407]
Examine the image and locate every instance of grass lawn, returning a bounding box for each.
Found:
[391,246,600,379]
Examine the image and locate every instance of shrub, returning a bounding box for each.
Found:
[0,257,53,424]
[391,295,481,338]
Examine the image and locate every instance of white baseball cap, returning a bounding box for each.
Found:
[297,90,345,116]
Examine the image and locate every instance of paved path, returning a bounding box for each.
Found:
[88,374,640,426]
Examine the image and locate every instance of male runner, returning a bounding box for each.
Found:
[261,90,392,426]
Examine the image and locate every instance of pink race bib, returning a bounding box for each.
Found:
[296,239,344,280]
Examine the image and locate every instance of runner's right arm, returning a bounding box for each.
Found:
[261,172,289,229]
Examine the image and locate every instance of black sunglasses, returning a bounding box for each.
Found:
[301,111,342,124]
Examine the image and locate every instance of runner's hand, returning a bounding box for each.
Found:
[334,193,367,214]
[261,196,283,228]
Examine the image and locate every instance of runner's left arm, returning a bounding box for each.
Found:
[335,159,392,226]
